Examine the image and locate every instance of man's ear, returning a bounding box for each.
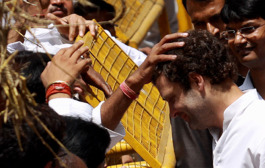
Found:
[188,72,205,92]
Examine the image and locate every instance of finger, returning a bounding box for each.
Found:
[78,18,86,37]
[69,17,78,42]
[75,84,94,100]
[100,82,113,98]
[139,47,152,56]
[86,20,97,37]
[46,13,64,25]
[71,46,90,62]
[73,86,84,95]
[77,58,91,72]
[157,41,185,54]
[153,41,185,55]
[64,40,84,57]
[77,57,92,69]
[83,51,90,58]
[152,54,177,64]
[159,32,189,45]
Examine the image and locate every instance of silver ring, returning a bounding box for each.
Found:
[80,55,84,59]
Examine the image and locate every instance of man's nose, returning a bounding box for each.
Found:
[206,22,220,37]
[233,32,247,47]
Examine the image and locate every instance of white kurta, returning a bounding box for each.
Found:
[7,25,147,66]
[211,89,265,167]
[240,71,255,91]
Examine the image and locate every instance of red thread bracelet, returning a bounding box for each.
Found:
[45,82,71,103]
[45,80,70,91]
[120,81,139,100]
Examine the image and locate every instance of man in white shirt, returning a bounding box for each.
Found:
[7,0,147,66]
[220,0,265,100]
[171,0,229,167]
[144,30,265,167]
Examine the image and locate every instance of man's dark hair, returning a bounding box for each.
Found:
[0,104,66,168]
[153,30,237,91]
[63,117,111,168]
[221,0,265,23]
[14,51,51,103]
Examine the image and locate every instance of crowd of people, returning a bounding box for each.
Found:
[1,0,265,167]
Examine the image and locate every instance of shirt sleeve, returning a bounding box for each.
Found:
[48,98,94,121]
[49,98,125,150]
[91,101,125,151]
[7,41,26,53]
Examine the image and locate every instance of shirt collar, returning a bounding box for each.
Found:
[239,71,254,91]
[223,89,259,131]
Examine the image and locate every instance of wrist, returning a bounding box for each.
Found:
[120,81,139,100]
[48,93,71,101]
[45,81,72,103]
[125,71,145,92]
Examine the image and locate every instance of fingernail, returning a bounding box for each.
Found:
[178,42,185,46]
[182,33,189,36]
[172,55,177,59]
[80,32,84,37]
[79,40,84,44]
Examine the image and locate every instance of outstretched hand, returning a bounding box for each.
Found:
[81,67,113,98]
[127,32,189,89]
[41,40,91,89]
[46,13,97,41]
[99,32,188,130]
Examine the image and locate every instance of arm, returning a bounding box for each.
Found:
[41,32,187,131]
[81,65,113,98]
[41,40,91,101]
[99,33,188,130]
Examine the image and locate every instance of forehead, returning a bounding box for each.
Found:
[226,18,265,29]
[186,0,224,23]
[155,74,180,99]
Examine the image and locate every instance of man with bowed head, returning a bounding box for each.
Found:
[171,0,229,167]
[142,30,265,167]
[89,28,265,167]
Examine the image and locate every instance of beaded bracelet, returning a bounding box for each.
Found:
[45,81,71,103]
[120,81,139,100]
